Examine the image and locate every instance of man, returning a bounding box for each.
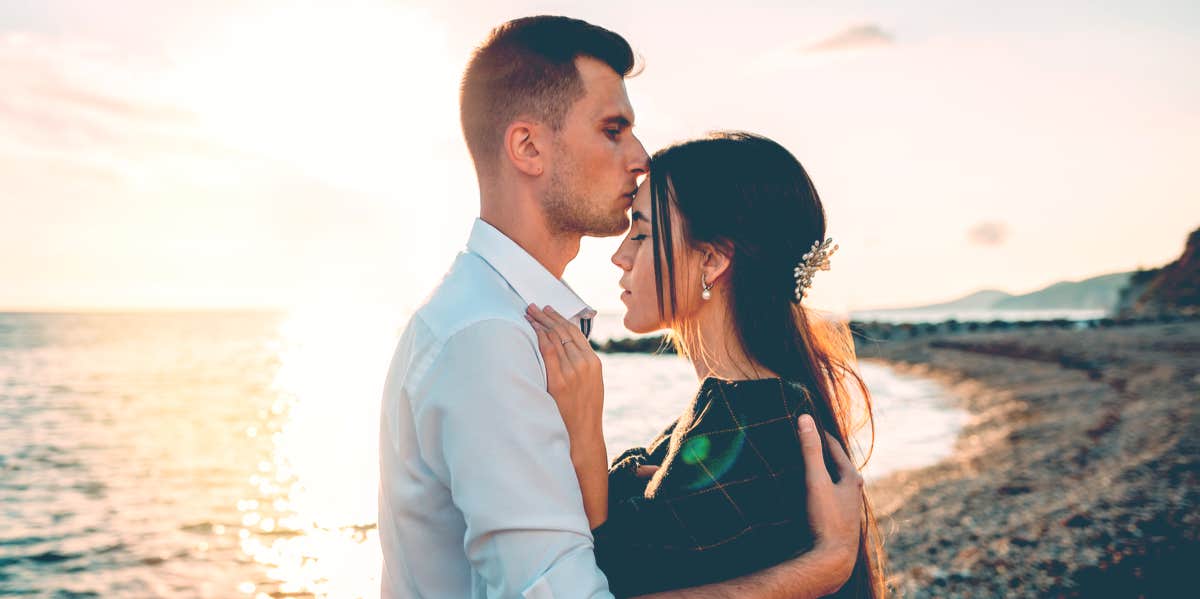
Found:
[379,16,865,598]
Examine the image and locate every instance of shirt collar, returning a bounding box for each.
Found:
[466,218,597,322]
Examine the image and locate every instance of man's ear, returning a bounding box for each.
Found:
[503,120,545,177]
[700,242,733,286]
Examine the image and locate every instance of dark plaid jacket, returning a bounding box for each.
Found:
[591,377,838,598]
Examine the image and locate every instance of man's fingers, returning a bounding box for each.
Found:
[824,431,860,486]
[797,414,832,487]
[635,465,660,478]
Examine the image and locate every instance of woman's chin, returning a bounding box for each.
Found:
[622,312,657,335]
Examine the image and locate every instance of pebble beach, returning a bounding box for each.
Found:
[859,320,1199,597]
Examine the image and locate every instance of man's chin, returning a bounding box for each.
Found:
[583,215,630,238]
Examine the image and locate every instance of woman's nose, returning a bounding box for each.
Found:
[611,247,631,270]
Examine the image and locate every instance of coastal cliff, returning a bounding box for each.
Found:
[1116,227,1200,317]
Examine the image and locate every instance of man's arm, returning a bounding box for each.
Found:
[629,415,864,599]
[635,547,855,599]
[414,318,612,598]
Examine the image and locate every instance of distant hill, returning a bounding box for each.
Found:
[1117,227,1200,316]
[992,272,1133,311]
[895,289,1014,313]
[872,272,1133,315]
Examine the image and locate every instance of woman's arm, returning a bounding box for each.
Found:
[525,304,610,528]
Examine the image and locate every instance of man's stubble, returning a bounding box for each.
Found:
[541,146,629,239]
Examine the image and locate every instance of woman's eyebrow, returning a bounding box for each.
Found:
[631,210,651,224]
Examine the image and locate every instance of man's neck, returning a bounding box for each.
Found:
[479,202,580,279]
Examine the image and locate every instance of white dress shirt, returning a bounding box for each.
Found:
[379,218,609,599]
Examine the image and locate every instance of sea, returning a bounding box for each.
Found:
[848,308,1109,324]
[0,310,968,598]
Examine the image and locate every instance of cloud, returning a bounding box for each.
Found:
[0,33,214,159]
[967,221,1010,246]
[803,24,894,54]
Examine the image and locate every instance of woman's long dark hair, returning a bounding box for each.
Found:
[648,131,886,598]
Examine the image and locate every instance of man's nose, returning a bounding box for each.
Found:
[629,136,649,174]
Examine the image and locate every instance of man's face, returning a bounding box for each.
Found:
[541,56,649,237]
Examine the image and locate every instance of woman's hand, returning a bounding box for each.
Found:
[525,304,609,528]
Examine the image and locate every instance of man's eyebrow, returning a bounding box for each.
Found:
[601,115,632,128]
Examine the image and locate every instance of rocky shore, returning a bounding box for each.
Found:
[859,321,1200,598]
[590,313,1199,354]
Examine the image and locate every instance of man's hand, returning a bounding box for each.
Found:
[635,465,660,478]
[628,415,867,599]
[798,413,863,592]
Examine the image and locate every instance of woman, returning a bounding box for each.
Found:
[525,132,886,598]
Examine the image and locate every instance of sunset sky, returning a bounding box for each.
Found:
[2,0,1198,315]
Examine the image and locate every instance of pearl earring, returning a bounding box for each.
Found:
[701,276,713,301]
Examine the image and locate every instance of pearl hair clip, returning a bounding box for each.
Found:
[793,238,838,301]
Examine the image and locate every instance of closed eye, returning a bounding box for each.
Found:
[629,233,647,241]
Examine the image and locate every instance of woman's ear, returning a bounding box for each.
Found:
[700,243,733,286]
[504,120,545,177]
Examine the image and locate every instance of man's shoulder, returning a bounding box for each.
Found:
[408,251,532,350]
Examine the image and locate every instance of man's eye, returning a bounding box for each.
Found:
[604,128,620,139]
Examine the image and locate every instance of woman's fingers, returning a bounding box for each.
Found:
[526,305,563,344]
[526,304,556,332]
[538,307,600,379]
[528,305,572,347]
[542,305,589,346]
[526,310,569,368]
[528,304,590,363]
[528,317,562,370]
[797,414,833,488]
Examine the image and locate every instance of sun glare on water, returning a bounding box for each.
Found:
[233,304,402,598]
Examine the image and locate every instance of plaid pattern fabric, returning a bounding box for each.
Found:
[592,377,837,598]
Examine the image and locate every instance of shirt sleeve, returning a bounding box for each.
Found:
[412,318,614,599]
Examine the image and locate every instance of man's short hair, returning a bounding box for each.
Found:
[460,16,636,174]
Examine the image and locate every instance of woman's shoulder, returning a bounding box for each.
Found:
[660,377,815,477]
[637,377,814,541]
[689,377,814,426]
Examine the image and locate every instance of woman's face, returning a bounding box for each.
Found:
[611,181,702,334]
